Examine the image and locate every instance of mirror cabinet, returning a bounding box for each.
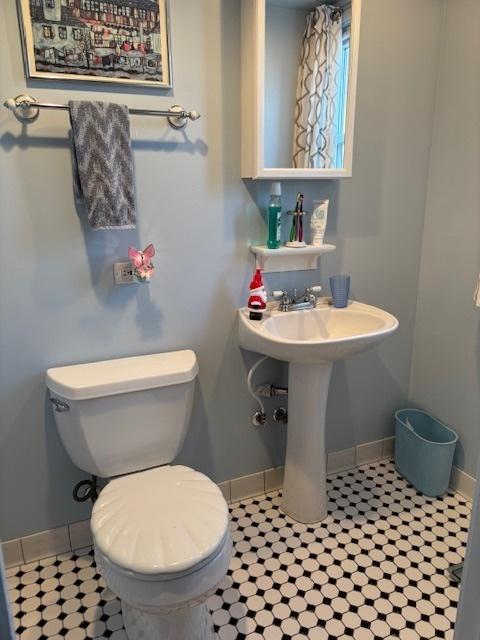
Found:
[241,0,362,179]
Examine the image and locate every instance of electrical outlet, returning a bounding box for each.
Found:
[113,261,135,285]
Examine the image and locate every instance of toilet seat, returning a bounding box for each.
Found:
[94,528,233,612]
[91,465,229,576]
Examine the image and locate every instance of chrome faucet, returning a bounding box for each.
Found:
[272,286,322,312]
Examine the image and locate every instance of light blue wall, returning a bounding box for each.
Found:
[0,0,443,540]
[409,0,480,478]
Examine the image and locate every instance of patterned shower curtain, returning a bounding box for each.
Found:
[292,5,343,169]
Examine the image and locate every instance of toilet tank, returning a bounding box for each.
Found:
[46,351,198,478]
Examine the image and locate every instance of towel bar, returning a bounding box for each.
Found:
[3,94,200,130]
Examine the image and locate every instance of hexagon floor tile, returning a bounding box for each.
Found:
[7,460,470,639]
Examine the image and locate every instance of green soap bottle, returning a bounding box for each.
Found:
[267,181,282,249]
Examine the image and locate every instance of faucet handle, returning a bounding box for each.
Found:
[305,285,322,296]
[271,290,291,311]
[303,285,322,304]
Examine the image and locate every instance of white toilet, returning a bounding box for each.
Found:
[46,350,232,640]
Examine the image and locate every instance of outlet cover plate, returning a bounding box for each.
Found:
[113,261,135,285]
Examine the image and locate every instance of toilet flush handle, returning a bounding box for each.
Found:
[50,397,70,412]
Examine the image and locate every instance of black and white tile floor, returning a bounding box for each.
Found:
[7,460,471,640]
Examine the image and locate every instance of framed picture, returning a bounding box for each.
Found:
[17,0,172,88]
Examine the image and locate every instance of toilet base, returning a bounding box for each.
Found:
[122,601,214,640]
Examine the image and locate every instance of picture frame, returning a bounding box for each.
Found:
[17,0,172,88]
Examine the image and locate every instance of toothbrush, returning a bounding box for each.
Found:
[290,215,296,242]
[296,193,302,241]
[287,192,306,246]
[298,193,304,242]
[289,196,298,242]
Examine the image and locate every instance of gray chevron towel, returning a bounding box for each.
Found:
[69,101,136,230]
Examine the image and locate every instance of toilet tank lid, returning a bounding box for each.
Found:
[46,350,198,400]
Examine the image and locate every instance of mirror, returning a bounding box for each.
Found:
[241,0,361,179]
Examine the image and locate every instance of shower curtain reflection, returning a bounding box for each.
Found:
[293,4,349,169]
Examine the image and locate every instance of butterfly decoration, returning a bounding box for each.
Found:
[128,244,155,283]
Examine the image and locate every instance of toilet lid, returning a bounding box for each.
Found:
[91,465,229,576]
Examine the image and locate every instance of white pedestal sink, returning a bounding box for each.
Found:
[239,299,399,523]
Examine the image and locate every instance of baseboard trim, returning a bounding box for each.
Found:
[1,519,95,569]
[450,465,476,502]
[3,436,476,568]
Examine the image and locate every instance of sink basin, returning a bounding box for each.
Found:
[238,299,399,524]
[239,300,398,364]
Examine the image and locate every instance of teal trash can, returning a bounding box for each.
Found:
[395,408,458,497]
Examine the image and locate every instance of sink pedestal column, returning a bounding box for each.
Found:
[282,362,333,524]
